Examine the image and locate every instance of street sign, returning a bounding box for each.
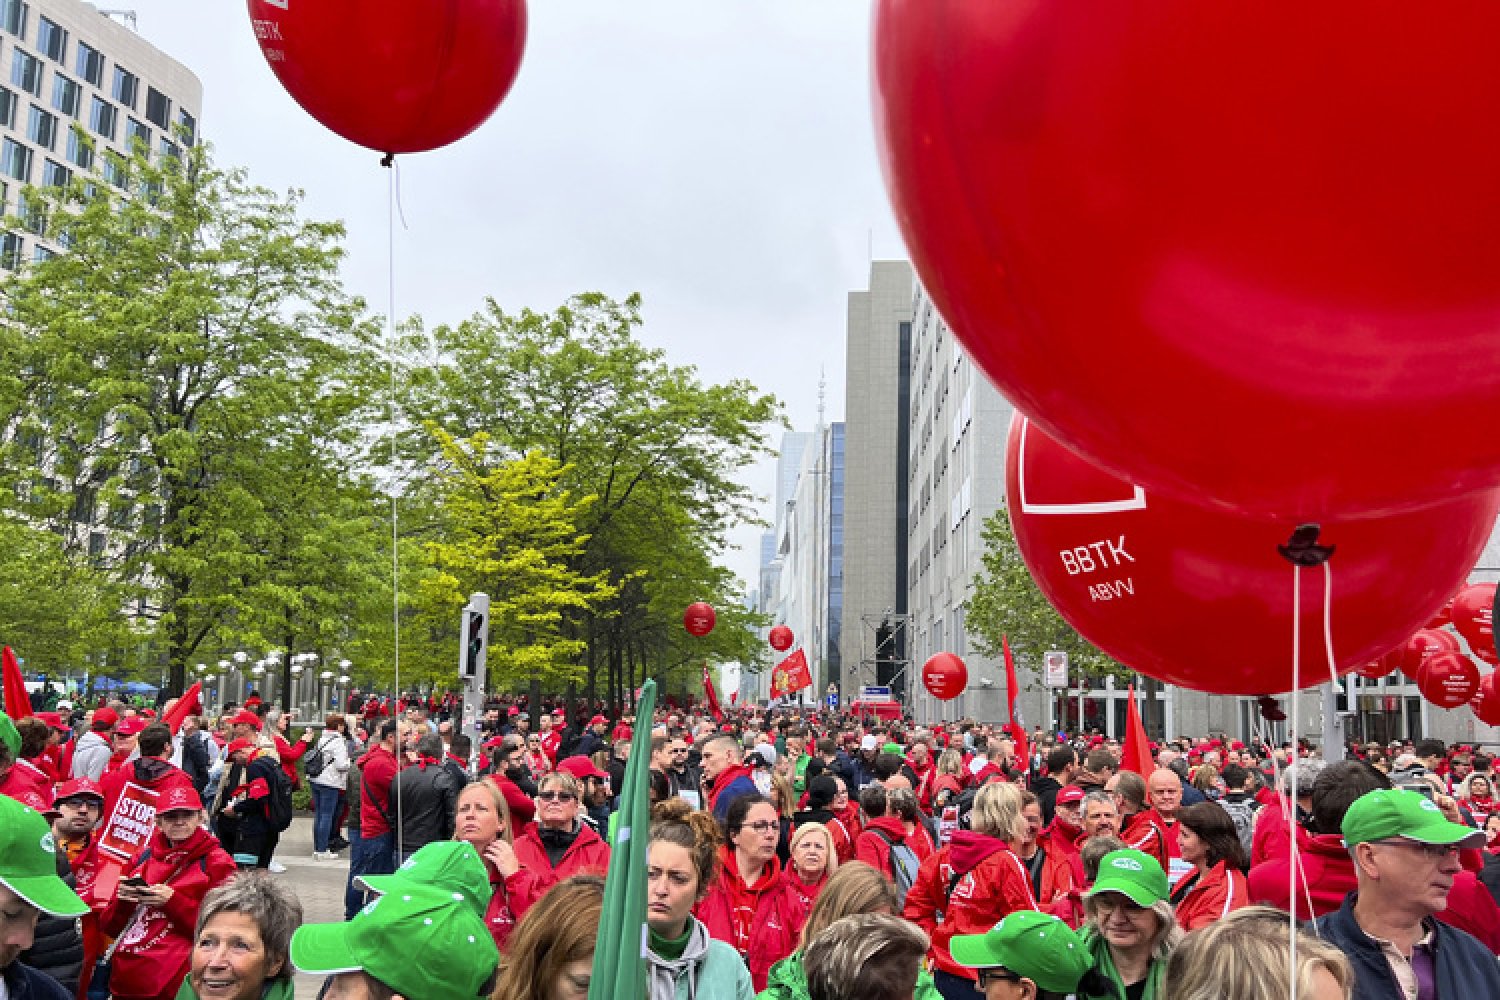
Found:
[1044,651,1069,688]
[860,685,892,702]
[827,693,838,710]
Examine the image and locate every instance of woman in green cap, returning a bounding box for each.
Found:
[1075,849,1180,1000]
[949,910,1091,1000]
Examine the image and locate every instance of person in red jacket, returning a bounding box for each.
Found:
[449,783,548,948]
[512,771,610,887]
[696,794,806,991]
[785,822,836,912]
[1019,791,1085,927]
[1169,802,1249,931]
[98,784,236,1000]
[99,723,190,823]
[920,783,1038,998]
[854,784,919,878]
[1107,771,1170,874]
[345,718,400,920]
[0,718,54,805]
[265,708,316,790]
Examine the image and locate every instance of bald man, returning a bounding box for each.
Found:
[1146,768,1184,860]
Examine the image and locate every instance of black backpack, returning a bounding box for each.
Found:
[305,736,332,780]
[264,761,295,832]
[871,829,921,905]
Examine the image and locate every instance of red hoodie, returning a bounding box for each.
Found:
[697,845,806,991]
[705,763,756,816]
[1171,860,1249,931]
[358,744,399,837]
[926,831,1038,980]
[99,757,190,823]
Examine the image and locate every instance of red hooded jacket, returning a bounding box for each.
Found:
[1171,860,1249,931]
[1119,808,1170,872]
[98,826,236,1000]
[99,757,190,823]
[358,744,398,837]
[855,816,916,877]
[918,831,1038,980]
[697,846,805,991]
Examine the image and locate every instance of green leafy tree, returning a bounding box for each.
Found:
[0,138,381,695]
[966,503,1132,683]
[419,432,621,690]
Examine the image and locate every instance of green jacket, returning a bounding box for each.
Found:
[756,950,942,1000]
[176,973,296,1000]
[1075,926,1168,1000]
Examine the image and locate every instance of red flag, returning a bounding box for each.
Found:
[729,692,738,707]
[702,663,723,722]
[1120,685,1153,777]
[160,683,202,735]
[1001,637,1028,772]
[2,647,32,720]
[770,649,813,700]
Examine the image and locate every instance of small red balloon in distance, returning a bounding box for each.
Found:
[1416,651,1480,709]
[1450,582,1497,651]
[683,602,716,638]
[1004,415,1500,695]
[874,2,1500,521]
[922,653,968,701]
[1398,628,1462,676]
[245,0,527,154]
[768,625,794,652]
[1472,672,1500,726]
[1354,651,1402,680]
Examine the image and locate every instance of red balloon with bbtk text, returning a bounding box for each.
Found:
[246,0,527,154]
[1450,583,1497,652]
[1004,415,1500,695]
[683,602,716,638]
[1398,628,1462,676]
[875,1,1500,521]
[768,625,794,652]
[1416,651,1480,709]
[921,653,968,701]
[1472,673,1500,727]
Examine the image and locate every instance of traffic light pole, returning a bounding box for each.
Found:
[460,592,490,768]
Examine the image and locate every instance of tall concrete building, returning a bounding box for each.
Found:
[839,261,913,702]
[0,1,202,268]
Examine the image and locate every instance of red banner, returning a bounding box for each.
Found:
[702,663,723,722]
[97,781,161,863]
[770,649,813,699]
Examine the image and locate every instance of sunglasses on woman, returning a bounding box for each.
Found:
[537,791,576,803]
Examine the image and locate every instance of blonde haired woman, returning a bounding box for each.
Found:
[785,822,838,912]
[920,781,1038,999]
[1165,906,1351,1000]
[455,780,549,948]
[759,862,942,1000]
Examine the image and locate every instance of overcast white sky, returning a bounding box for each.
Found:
[137,1,907,592]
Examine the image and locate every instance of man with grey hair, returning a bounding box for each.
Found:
[1249,758,1325,866]
[804,913,929,1000]
[1080,790,1119,846]
[388,730,458,860]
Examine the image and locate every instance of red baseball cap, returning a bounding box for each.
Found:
[91,707,119,731]
[225,737,255,759]
[1056,785,1086,805]
[156,783,203,813]
[229,710,262,731]
[116,717,146,737]
[244,696,263,709]
[14,788,57,819]
[36,712,65,729]
[557,755,608,781]
[56,778,104,804]
[589,715,607,726]
[482,735,506,750]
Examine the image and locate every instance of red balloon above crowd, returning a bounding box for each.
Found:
[768,625,794,652]
[683,602,716,638]
[920,653,968,701]
[245,0,528,154]
[1416,651,1481,709]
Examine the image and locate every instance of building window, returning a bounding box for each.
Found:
[0,87,14,128]
[1,137,31,183]
[11,48,41,96]
[0,231,21,269]
[144,86,169,129]
[112,65,136,109]
[88,95,115,140]
[176,108,195,146]
[51,72,77,117]
[35,15,62,62]
[65,127,90,169]
[0,0,26,40]
[31,243,51,263]
[74,40,101,86]
[87,530,106,561]
[17,192,44,234]
[99,149,125,187]
[159,137,178,162]
[41,157,67,188]
[125,117,149,151]
[27,104,55,149]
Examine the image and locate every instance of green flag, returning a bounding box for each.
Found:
[589,679,657,1000]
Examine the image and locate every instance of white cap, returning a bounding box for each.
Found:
[860,734,878,752]
[752,743,777,766]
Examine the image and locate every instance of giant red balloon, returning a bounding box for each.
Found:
[1005,415,1500,695]
[683,602,716,638]
[246,0,527,154]
[768,625,794,652]
[875,2,1500,520]
[1450,583,1497,652]
[1354,651,1402,680]
[921,653,968,701]
[1472,673,1500,727]
[1416,651,1480,709]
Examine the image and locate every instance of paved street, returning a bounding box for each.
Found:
[264,815,351,999]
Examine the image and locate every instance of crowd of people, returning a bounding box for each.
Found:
[3,690,1500,1000]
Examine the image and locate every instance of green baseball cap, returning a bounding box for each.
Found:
[0,794,88,917]
[357,840,493,918]
[1342,788,1486,849]
[950,911,1090,993]
[1086,849,1169,906]
[292,886,498,1000]
[0,713,19,759]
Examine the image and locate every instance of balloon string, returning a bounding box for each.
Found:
[1289,563,1301,985]
[387,155,404,861]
